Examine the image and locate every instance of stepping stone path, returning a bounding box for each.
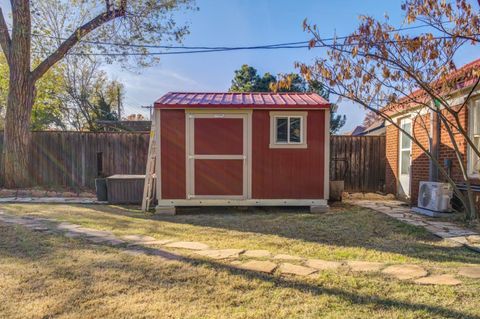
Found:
[305,259,342,271]
[458,266,480,279]
[243,250,271,258]
[414,274,462,286]
[1,210,479,286]
[165,241,210,250]
[236,260,277,274]
[195,249,244,260]
[347,261,385,272]
[279,263,317,276]
[382,264,428,280]
[351,199,480,253]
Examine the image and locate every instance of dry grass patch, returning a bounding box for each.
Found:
[1,203,480,318]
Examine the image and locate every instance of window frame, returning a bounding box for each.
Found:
[468,98,480,178]
[269,111,308,149]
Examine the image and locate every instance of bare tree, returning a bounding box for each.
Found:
[0,0,194,187]
[299,0,480,220]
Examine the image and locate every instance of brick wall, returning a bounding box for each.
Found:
[385,105,473,205]
[410,113,431,203]
[385,125,398,195]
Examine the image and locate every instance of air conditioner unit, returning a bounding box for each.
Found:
[417,181,453,213]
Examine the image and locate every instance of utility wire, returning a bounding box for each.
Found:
[29,21,468,57]
[62,35,462,56]
[28,21,447,51]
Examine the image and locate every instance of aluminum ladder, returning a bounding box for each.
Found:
[142,119,156,212]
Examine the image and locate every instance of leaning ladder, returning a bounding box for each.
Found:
[142,118,156,212]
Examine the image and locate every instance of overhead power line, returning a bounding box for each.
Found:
[62,35,461,56]
[29,21,441,50]
[28,21,464,57]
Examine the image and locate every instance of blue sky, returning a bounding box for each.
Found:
[1,0,479,132]
[105,0,478,132]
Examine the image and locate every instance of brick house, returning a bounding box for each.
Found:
[383,58,480,206]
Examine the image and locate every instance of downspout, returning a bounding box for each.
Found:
[429,101,441,181]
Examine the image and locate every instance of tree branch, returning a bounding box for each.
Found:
[31,6,126,82]
[0,7,11,62]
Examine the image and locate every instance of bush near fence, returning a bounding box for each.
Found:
[0,132,385,193]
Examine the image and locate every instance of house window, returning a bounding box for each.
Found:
[468,99,480,176]
[269,111,307,148]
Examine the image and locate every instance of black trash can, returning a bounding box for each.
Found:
[95,178,108,201]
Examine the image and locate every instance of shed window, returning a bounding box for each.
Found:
[468,99,480,176]
[270,112,307,148]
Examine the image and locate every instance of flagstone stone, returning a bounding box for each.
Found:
[242,250,271,258]
[237,260,277,274]
[382,264,427,280]
[305,259,342,270]
[279,263,317,276]
[195,249,244,259]
[273,254,303,261]
[413,274,461,286]
[347,261,385,272]
[467,235,480,244]
[165,241,209,250]
[458,266,480,279]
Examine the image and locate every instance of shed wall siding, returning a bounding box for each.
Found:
[160,110,186,199]
[251,110,325,199]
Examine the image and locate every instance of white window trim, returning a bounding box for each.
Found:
[269,111,308,149]
[467,98,480,178]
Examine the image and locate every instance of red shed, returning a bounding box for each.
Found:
[151,92,330,214]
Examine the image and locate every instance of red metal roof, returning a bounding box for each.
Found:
[154,92,330,109]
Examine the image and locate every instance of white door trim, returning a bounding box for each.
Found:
[185,110,252,200]
[398,117,412,198]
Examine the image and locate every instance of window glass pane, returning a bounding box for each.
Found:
[401,122,411,149]
[474,103,480,134]
[400,150,410,174]
[472,136,480,174]
[276,118,288,143]
[289,117,301,143]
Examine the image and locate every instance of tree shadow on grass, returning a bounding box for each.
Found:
[3,202,479,264]
[1,225,479,319]
[69,203,480,265]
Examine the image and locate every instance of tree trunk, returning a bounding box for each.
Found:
[2,0,33,188]
[3,70,34,188]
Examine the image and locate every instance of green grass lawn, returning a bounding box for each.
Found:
[1,203,479,318]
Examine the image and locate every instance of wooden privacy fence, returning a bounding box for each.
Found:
[330,135,386,193]
[0,132,386,193]
[0,131,150,189]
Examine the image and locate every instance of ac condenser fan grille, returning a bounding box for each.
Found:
[419,183,432,208]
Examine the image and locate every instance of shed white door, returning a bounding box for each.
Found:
[398,118,412,198]
[186,112,250,199]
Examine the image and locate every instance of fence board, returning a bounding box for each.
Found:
[0,132,386,193]
[330,135,386,193]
